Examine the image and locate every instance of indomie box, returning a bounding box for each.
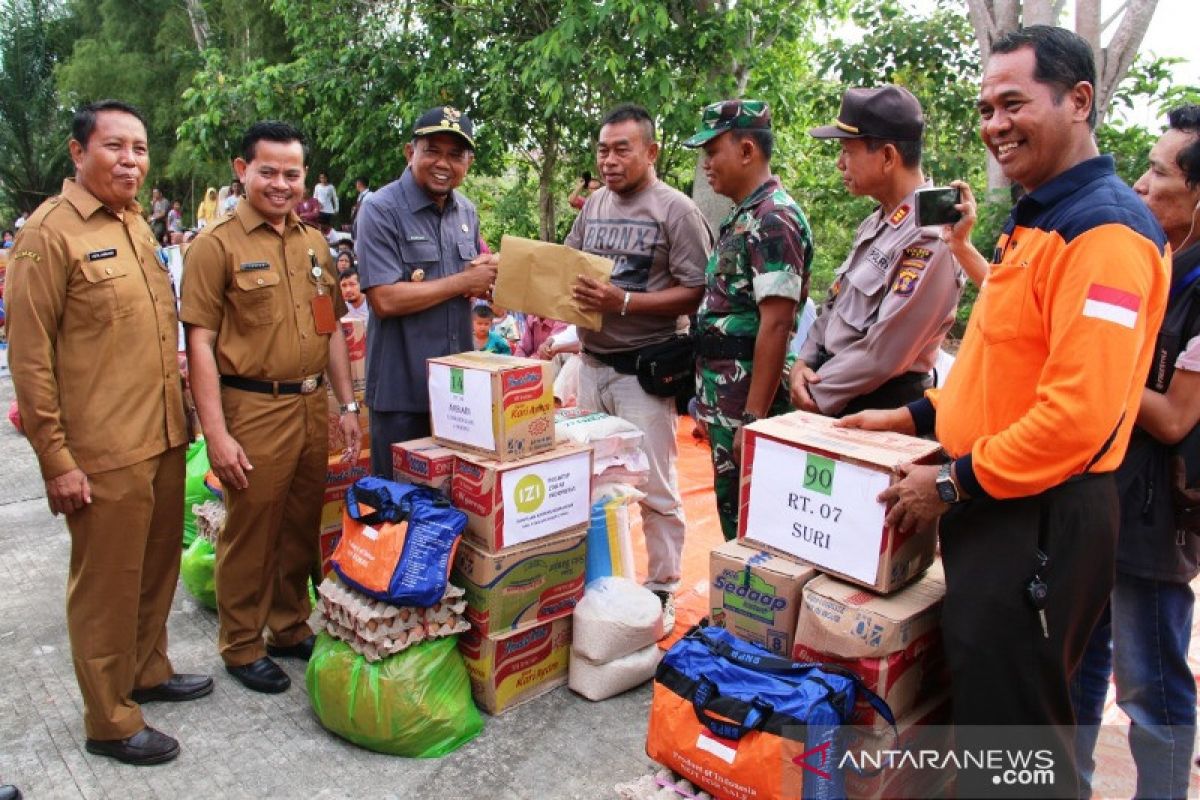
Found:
[428,352,555,461]
[739,411,941,593]
[392,437,456,491]
[709,540,817,656]
[452,442,593,552]
[318,449,371,575]
[458,616,572,714]
[793,563,946,728]
[341,317,367,394]
[452,527,587,635]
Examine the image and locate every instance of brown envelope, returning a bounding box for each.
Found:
[494,235,614,331]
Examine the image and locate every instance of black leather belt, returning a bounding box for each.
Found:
[696,333,756,360]
[220,374,324,396]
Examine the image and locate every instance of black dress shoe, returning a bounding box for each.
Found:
[85,726,180,766]
[225,657,290,693]
[132,673,214,704]
[0,785,22,800]
[266,634,316,661]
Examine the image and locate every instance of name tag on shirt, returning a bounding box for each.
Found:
[406,235,429,242]
[87,248,117,261]
[239,261,270,271]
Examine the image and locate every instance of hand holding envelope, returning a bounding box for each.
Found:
[494,235,614,331]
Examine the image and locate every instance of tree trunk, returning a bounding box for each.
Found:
[537,124,558,242]
[183,0,210,52]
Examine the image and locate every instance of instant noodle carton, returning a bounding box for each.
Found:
[452,527,587,635]
[341,317,367,394]
[318,449,371,575]
[792,561,946,729]
[391,436,456,491]
[451,442,593,552]
[841,693,954,799]
[739,411,941,593]
[458,616,572,714]
[428,352,555,462]
[709,539,817,657]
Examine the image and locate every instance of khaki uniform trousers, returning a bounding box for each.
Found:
[216,388,326,667]
[66,445,186,740]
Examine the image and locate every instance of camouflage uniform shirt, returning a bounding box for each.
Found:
[695,176,814,427]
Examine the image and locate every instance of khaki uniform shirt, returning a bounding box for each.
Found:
[799,183,964,415]
[6,179,187,478]
[179,202,344,380]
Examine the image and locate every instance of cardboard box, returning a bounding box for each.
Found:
[452,442,593,552]
[453,527,587,635]
[318,449,372,574]
[739,411,941,593]
[340,317,367,394]
[793,563,946,728]
[842,693,954,799]
[458,616,572,715]
[392,437,456,491]
[709,540,818,656]
[428,352,555,461]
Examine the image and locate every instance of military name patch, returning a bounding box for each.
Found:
[86,248,117,261]
[888,204,911,227]
[11,249,40,262]
[903,246,932,260]
[238,261,270,271]
[892,268,920,297]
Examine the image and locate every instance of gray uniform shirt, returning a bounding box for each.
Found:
[799,182,964,415]
[355,169,480,413]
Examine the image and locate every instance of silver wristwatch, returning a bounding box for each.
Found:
[339,401,360,415]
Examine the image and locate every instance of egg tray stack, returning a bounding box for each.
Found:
[310,575,471,662]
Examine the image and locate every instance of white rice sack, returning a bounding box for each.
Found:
[569,643,662,701]
[572,576,663,662]
[555,408,644,460]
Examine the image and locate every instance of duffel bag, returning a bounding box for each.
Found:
[332,476,466,607]
[647,623,894,800]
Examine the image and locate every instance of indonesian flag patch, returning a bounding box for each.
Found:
[1083,284,1140,329]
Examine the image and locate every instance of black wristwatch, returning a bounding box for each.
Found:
[741,411,760,426]
[936,462,963,504]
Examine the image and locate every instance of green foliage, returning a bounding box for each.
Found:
[0,0,77,218]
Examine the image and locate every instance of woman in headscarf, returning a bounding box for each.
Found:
[196,187,219,230]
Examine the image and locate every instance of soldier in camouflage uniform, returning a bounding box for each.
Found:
[684,100,814,540]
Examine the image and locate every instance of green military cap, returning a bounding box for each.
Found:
[682,99,771,148]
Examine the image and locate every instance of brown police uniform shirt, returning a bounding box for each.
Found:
[179,202,344,380]
[798,183,964,415]
[6,179,187,479]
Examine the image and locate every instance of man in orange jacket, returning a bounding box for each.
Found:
[841,26,1170,797]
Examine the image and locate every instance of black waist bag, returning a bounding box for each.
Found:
[635,334,695,401]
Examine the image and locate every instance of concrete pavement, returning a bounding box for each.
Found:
[0,375,655,800]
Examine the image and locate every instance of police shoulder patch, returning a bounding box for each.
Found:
[892,268,920,297]
[11,249,40,262]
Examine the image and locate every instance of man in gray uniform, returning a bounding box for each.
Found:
[355,106,498,475]
[791,86,963,417]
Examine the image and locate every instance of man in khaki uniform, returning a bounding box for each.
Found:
[7,100,211,766]
[792,86,964,416]
[181,121,361,694]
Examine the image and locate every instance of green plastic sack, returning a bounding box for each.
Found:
[306,632,483,757]
[180,536,217,609]
[183,440,214,547]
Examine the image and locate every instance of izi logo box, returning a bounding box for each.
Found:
[738,411,941,594]
[451,442,593,552]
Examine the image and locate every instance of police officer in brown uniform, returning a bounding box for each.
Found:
[181,121,361,694]
[7,100,212,766]
[792,86,964,417]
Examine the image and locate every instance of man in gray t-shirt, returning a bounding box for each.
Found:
[567,103,714,632]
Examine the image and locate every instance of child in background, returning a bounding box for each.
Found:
[489,303,521,353]
[473,306,511,354]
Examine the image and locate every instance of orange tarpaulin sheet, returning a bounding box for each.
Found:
[627,417,722,648]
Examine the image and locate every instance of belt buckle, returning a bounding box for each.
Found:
[300,376,319,395]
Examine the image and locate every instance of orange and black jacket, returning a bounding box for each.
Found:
[909,156,1170,500]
